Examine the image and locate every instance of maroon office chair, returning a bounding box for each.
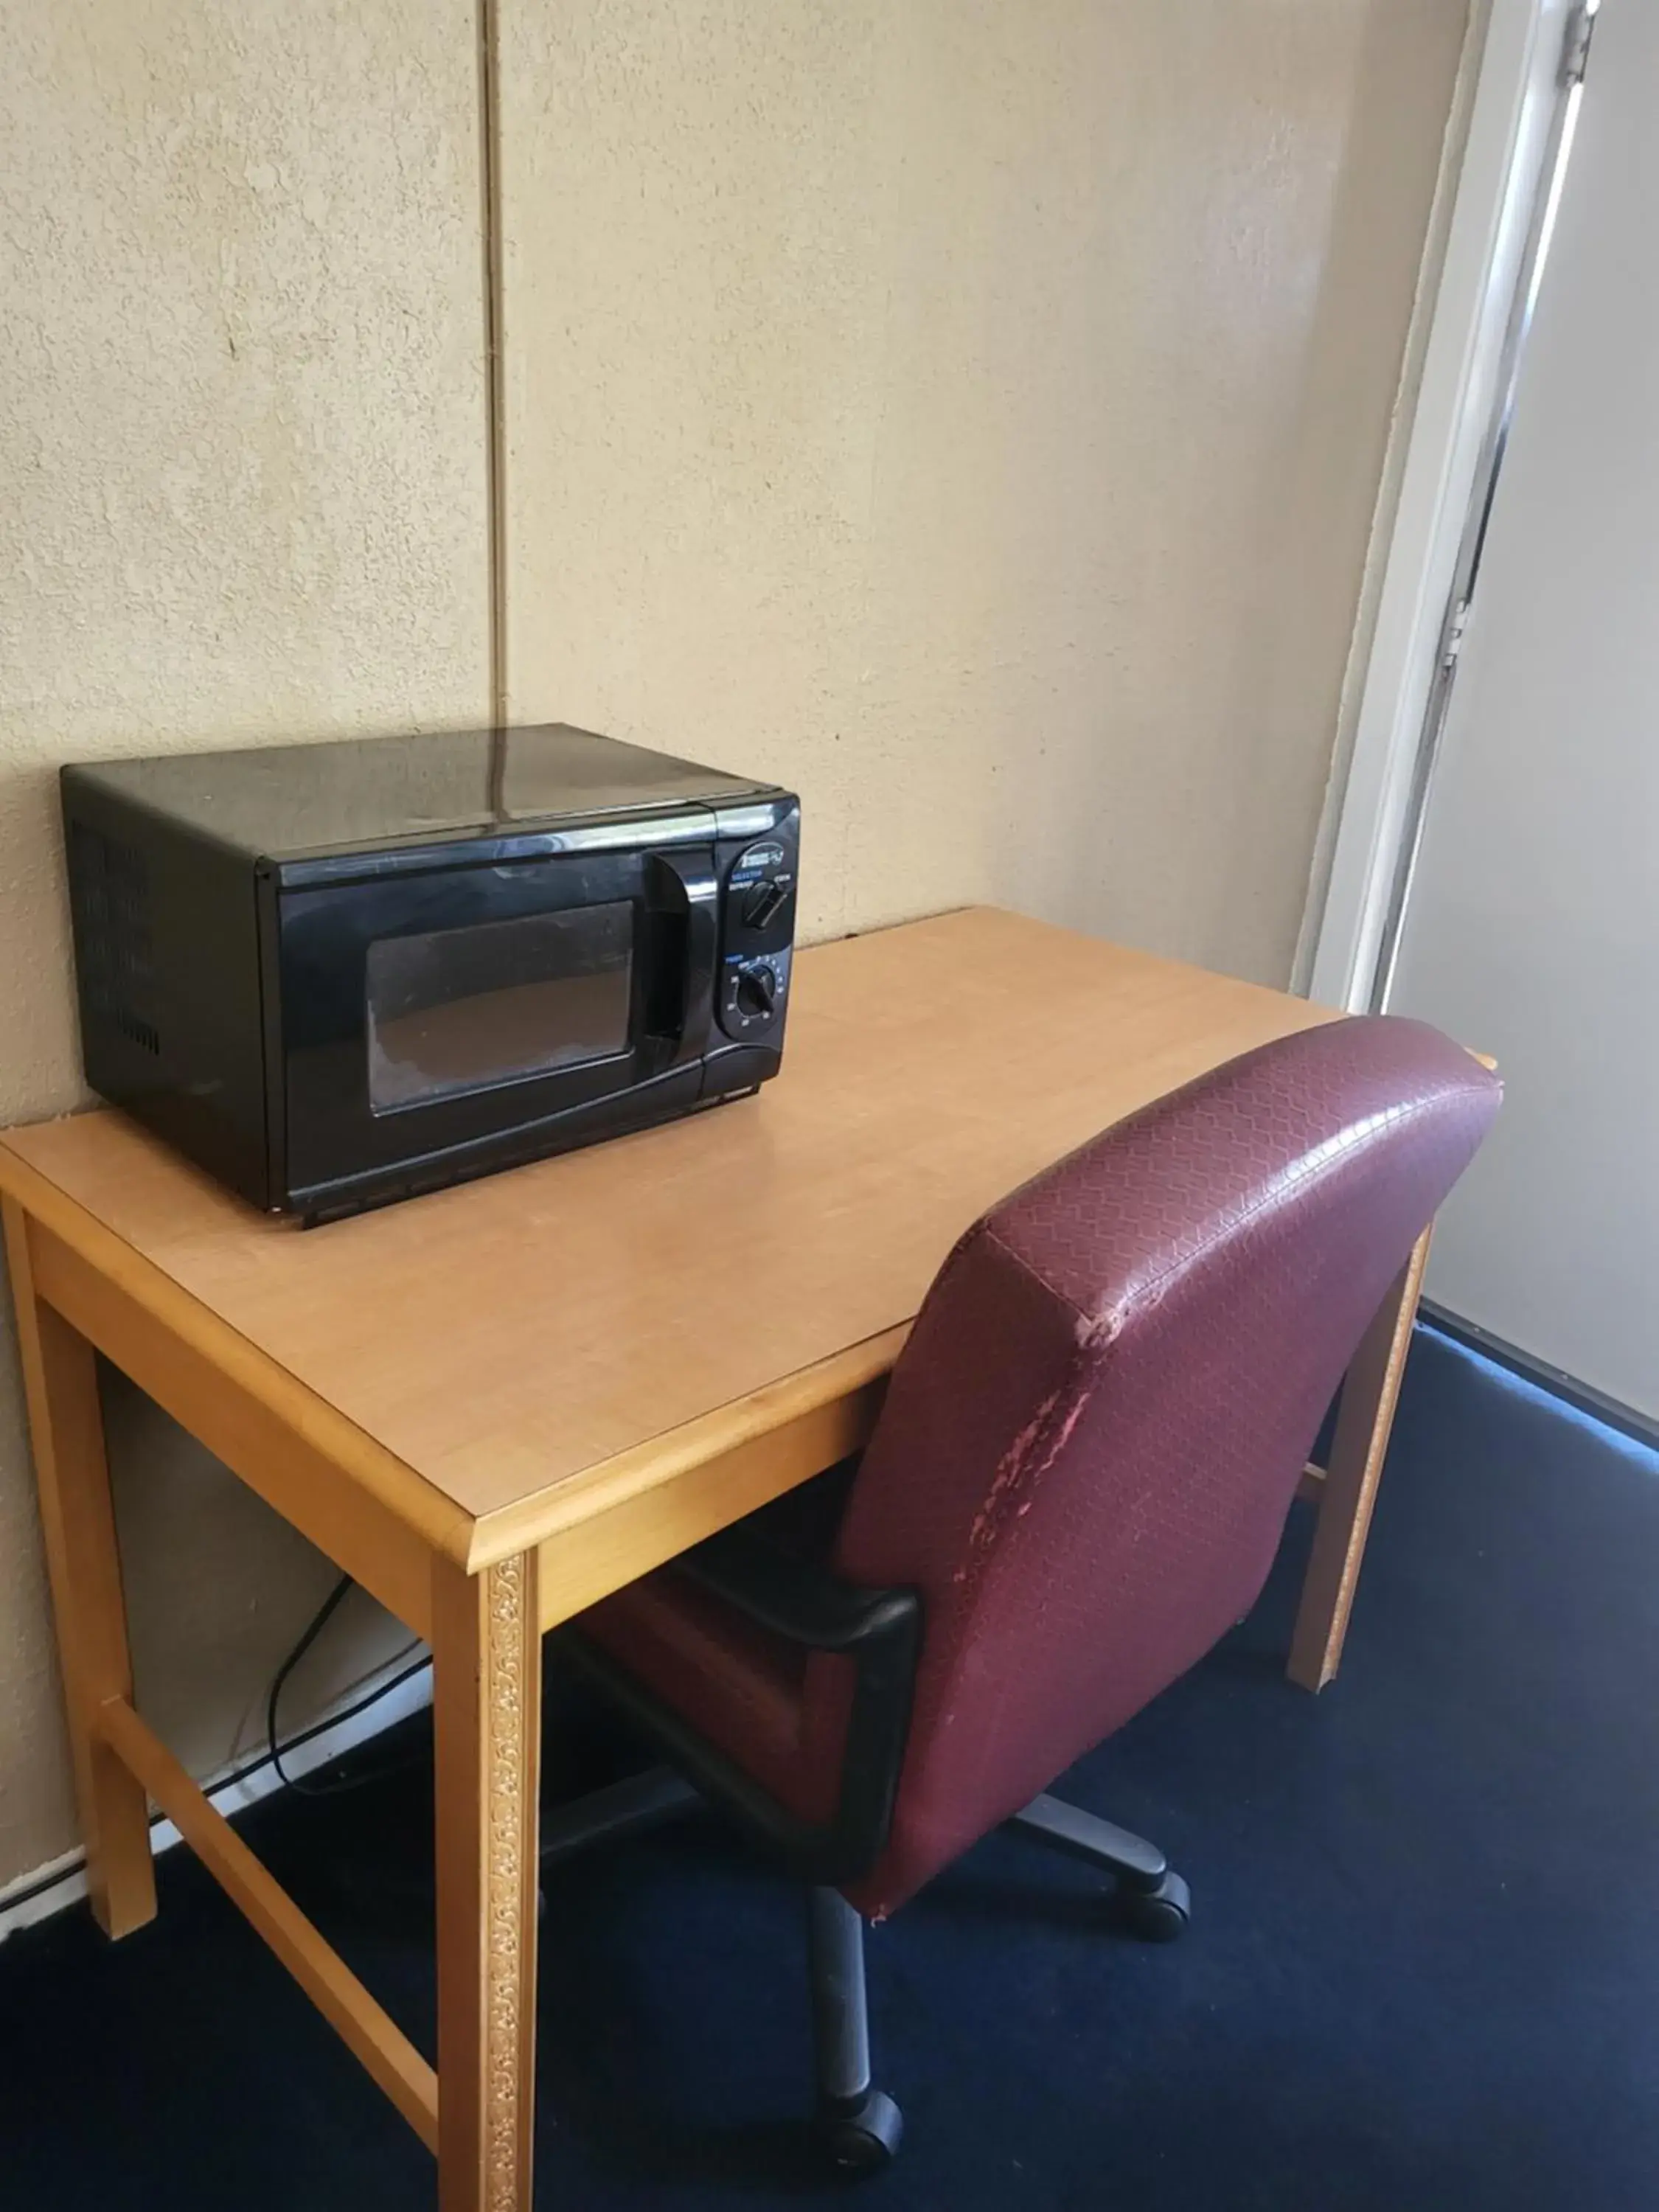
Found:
[545,1015,1501,2171]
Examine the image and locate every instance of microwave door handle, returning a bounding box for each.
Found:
[647,848,718,1066]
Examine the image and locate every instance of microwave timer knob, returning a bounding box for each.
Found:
[734,961,779,1020]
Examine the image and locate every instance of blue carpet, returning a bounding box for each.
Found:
[2,1324,1657,2210]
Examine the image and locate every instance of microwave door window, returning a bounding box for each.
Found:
[366,900,634,1113]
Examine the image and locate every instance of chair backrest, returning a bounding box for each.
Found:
[813,1015,1500,1916]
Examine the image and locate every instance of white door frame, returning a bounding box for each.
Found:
[1306,0,1587,1013]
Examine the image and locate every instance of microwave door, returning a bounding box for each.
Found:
[276,844,716,1209]
[365,900,636,1111]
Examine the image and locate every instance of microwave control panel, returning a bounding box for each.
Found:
[717,826,798,1042]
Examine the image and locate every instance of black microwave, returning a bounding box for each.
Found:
[61,725,799,1222]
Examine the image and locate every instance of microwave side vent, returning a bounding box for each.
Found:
[60,767,275,1209]
[68,818,162,1058]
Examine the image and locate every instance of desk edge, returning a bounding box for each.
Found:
[0,1137,479,1570]
[464,1318,913,1571]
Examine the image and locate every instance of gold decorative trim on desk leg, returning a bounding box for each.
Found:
[433,1550,542,2212]
[484,1554,531,2202]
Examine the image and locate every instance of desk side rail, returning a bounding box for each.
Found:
[97,1694,439,2149]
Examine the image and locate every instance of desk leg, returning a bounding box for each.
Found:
[1288,1227,1433,1692]
[2,1196,156,1936]
[431,1551,542,2212]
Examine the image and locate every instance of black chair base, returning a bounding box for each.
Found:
[1007,1790,1193,1940]
[539,1764,701,1865]
[807,1884,905,2174]
[539,1767,1188,2177]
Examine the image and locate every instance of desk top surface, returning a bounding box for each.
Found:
[1,908,1335,1553]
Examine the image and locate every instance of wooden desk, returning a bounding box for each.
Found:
[0,907,1426,2210]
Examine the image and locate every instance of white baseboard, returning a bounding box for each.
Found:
[0,1658,433,1943]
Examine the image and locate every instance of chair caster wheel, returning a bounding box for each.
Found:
[818,2089,904,2176]
[1116,1868,1191,1943]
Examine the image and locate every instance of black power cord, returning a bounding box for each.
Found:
[265,1573,427,1798]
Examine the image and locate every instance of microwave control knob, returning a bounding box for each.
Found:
[742,879,787,929]
[734,962,779,1020]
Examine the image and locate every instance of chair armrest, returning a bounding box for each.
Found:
[672,1520,919,1655]
[557,1515,923,1887]
[666,1521,922,1882]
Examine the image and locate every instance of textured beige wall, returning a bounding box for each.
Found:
[0,1,487,1890]
[0,0,1468,1896]
[501,0,1472,976]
